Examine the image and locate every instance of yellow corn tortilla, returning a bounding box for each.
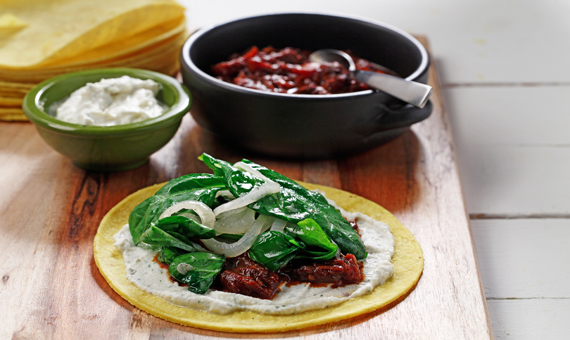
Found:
[37,16,187,68]
[0,107,26,121]
[0,96,22,107]
[0,28,187,83]
[0,0,185,68]
[94,182,424,333]
[0,80,34,89]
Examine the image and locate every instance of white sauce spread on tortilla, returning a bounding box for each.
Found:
[55,75,167,126]
[113,195,394,315]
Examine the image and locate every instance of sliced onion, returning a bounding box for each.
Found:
[260,216,274,233]
[176,263,194,275]
[216,206,247,218]
[202,214,270,257]
[159,200,215,228]
[214,207,256,234]
[233,161,272,182]
[213,181,280,216]
[173,211,201,223]
[215,190,236,200]
[269,219,287,233]
[211,161,281,216]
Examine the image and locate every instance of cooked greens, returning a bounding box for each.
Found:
[129,173,225,245]
[168,253,225,294]
[249,231,301,271]
[287,218,339,260]
[199,154,366,259]
[128,153,367,294]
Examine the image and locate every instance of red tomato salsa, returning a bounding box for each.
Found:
[211,46,388,94]
[161,219,366,300]
[212,252,363,300]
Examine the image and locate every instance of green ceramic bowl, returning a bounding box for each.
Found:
[23,68,191,171]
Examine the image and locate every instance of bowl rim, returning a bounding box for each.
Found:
[23,67,191,136]
[181,11,430,99]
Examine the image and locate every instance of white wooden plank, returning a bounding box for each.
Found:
[178,0,570,84]
[471,219,570,299]
[444,86,570,145]
[444,86,570,216]
[461,146,570,216]
[486,299,570,340]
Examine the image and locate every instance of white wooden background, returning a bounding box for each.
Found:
[178,1,570,338]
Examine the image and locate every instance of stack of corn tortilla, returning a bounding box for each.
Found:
[0,0,188,121]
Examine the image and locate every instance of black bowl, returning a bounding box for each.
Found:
[180,12,432,158]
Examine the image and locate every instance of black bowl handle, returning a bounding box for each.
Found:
[375,100,433,131]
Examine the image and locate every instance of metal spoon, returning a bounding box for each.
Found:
[309,49,432,108]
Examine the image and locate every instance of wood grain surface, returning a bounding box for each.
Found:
[0,38,493,339]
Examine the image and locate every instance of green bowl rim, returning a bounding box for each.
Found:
[23,67,192,136]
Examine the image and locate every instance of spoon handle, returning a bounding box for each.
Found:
[354,70,432,108]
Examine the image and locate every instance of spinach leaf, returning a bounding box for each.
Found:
[155,215,215,239]
[155,173,226,197]
[139,225,205,253]
[243,159,367,260]
[158,247,186,265]
[199,153,265,198]
[129,173,226,245]
[286,218,338,260]
[169,252,225,294]
[170,208,199,218]
[199,154,367,259]
[216,233,244,242]
[248,231,301,271]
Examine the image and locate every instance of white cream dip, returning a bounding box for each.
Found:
[55,75,167,126]
[113,196,394,315]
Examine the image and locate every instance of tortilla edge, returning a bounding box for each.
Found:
[93,182,424,333]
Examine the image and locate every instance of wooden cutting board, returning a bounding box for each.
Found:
[0,37,493,339]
